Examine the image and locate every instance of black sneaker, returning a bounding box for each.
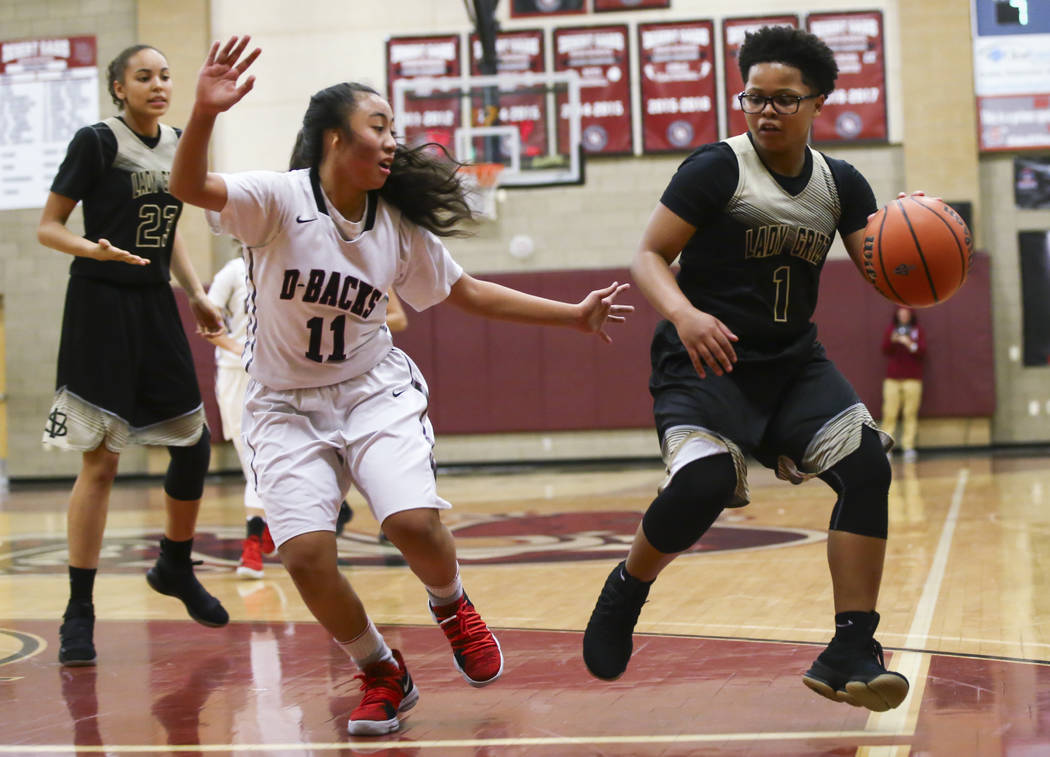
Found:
[582,561,652,680]
[803,612,910,712]
[146,555,229,628]
[336,501,353,537]
[58,600,97,667]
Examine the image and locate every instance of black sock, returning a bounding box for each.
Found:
[160,537,193,564]
[68,566,97,604]
[833,610,877,643]
[246,516,265,538]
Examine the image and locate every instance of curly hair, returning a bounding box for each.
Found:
[106,44,163,110]
[737,26,838,96]
[288,82,475,238]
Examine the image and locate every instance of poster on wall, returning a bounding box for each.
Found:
[722,16,798,138]
[0,36,98,211]
[1014,155,1050,208]
[553,24,633,155]
[386,34,462,151]
[1018,231,1050,366]
[511,0,585,18]
[468,29,550,163]
[972,0,1050,150]
[806,11,887,143]
[637,20,717,153]
[596,0,671,10]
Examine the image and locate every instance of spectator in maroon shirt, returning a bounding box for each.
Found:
[881,307,926,461]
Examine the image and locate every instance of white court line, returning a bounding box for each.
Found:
[0,730,899,753]
[865,466,970,742]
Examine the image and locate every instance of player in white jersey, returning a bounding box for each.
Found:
[171,36,632,737]
[206,253,408,577]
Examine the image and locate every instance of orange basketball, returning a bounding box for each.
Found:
[861,196,974,307]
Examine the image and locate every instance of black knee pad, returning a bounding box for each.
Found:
[642,453,737,554]
[164,426,211,501]
[820,426,890,539]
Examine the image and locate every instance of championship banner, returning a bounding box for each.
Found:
[469,29,549,161]
[0,36,98,211]
[722,16,798,137]
[807,11,887,142]
[510,0,585,18]
[386,34,461,151]
[553,24,633,155]
[595,0,671,10]
[637,20,717,153]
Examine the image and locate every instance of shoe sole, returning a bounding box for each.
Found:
[236,565,265,579]
[59,655,97,667]
[146,569,228,628]
[454,634,504,688]
[803,672,909,712]
[347,685,419,736]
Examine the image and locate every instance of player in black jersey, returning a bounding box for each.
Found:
[583,26,911,713]
[37,44,230,667]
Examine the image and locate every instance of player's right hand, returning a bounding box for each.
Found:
[674,308,738,379]
[94,238,149,266]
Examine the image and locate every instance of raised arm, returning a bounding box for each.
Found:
[632,203,737,377]
[170,36,261,212]
[444,274,632,344]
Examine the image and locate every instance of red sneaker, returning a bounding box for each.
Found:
[236,535,264,579]
[260,525,276,557]
[348,649,419,736]
[431,594,503,687]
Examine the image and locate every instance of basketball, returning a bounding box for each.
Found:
[861,196,974,307]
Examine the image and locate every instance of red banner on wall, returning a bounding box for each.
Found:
[553,24,633,155]
[722,16,798,138]
[468,29,549,161]
[807,11,887,143]
[595,0,670,10]
[637,20,717,153]
[386,34,462,151]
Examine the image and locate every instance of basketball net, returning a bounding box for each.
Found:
[461,163,504,220]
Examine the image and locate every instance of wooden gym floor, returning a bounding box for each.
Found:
[1,448,1048,755]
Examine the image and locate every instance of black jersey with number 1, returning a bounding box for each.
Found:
[658,132,876,363]
[50,116,182,285]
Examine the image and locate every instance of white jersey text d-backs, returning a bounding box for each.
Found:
[207,168,463,390]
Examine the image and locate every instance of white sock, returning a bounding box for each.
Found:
[425,567,463,609]
[337,619,393,670]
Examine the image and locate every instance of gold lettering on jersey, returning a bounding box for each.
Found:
[745,224,831,266]
[130,169,170,198]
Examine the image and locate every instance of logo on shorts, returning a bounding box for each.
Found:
[392,388,408,397]
[44,410,68,438]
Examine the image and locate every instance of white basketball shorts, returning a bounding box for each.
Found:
[243,347,450,548]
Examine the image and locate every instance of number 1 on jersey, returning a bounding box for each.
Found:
[772,266,790,323]
[305,315,348,362]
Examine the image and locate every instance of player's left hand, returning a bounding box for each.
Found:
[576,282,633,343]
[189,295,225,337]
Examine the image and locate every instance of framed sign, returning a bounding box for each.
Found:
[510,0,585,18]
[468,29,550,161]
[386,34,462,151]
[722,16,798,137]
[553,24,633,154]
[807,11,887,143]
[637,20,717,153]
[595,0,670,10]
[0,36,98,210]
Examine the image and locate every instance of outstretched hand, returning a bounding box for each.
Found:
[94,238,149,266]
[195,35,261,116]
[577,282,633,343]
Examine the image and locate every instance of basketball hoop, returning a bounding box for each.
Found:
[461,162,504,220]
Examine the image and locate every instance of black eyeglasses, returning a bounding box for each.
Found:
[737,92,821,115]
